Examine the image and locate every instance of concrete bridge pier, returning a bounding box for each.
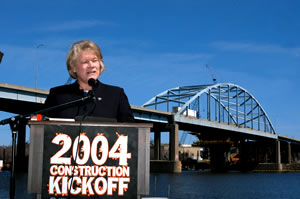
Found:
[153,130,161,160]
[288,142,292,164]
[169,123,179,161]
[150,123,181,173]
[275,140,283,170]
[168,123,181,173]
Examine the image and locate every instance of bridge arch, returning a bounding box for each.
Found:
[143,83,276,136]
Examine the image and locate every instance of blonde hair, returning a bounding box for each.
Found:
[66,40,106,79]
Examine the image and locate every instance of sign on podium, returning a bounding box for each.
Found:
[28,121,152,199]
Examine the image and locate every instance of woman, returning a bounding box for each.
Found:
[44,40,134,122]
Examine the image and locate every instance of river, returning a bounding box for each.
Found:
[0,170,299,199]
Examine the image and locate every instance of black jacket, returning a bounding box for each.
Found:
[43,81,134,122]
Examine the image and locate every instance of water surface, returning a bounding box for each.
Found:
[1,170,299,199]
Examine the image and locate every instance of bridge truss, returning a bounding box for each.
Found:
[143,83,276,136]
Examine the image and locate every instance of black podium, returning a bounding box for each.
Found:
[27,121,152,199]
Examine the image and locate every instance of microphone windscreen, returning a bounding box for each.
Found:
[88,78,96,87]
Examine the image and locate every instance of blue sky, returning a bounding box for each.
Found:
[0,0,299,145]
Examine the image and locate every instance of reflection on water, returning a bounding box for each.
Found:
[1,170,300,199]
[0,171,33,199]
[147,170,300,199]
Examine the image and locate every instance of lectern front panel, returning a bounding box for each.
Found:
[28,121,151,199]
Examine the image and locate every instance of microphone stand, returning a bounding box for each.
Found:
[0,94,94,199]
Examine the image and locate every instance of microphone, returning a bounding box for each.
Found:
[88,78,97,101]
[88,78,97,88]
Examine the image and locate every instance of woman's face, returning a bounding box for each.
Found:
[73,49,100,87]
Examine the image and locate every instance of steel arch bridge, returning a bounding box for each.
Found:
[143,83,276,138]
